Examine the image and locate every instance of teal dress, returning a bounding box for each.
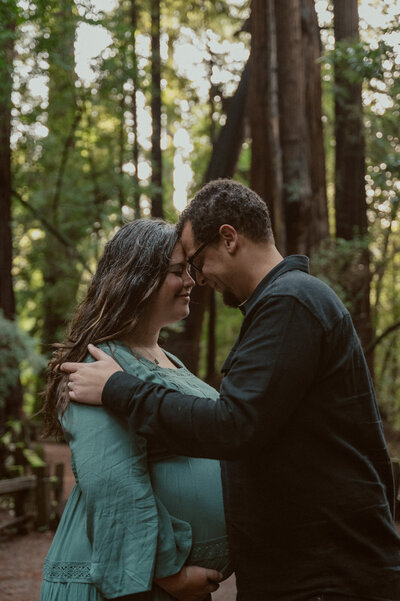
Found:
[41,342,231,600]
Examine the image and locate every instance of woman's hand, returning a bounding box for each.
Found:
[156,565,223,601]
[61,344,123,405]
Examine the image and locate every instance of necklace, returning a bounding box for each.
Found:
[131,345,160,365]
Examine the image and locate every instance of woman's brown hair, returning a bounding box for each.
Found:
[41,219,178,437]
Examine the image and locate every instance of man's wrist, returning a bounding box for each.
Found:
[102,371,137,413]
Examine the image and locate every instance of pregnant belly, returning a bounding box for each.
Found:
[150,456,232,576]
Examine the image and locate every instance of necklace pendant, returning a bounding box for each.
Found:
[154,358,160,365]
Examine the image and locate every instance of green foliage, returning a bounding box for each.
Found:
[0,418,45,478]
[310,236,370,315]
[0,311,45,407]
[318,6,400,424]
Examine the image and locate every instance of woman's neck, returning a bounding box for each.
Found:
[124,322,161,350]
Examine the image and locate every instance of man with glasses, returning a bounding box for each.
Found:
[63,179,400,601]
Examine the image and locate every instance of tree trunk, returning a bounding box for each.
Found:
[150,0,163,218]
[118,94,126,222]
[301,0,329,250]
[250,0,285,254]
[130,0,141,218]
[0,1,23,425]
[274,0,312,255]
[204,58,250,182]
[333,0,372,357]
[333,0,367,239]
[0,9,16,323]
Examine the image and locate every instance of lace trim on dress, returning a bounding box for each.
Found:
[43,559,92,582]
[43,539,230,583]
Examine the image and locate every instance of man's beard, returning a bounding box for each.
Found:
[222,288,242,308]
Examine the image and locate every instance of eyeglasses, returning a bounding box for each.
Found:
[187,232,220,280]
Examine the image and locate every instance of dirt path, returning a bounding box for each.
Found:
[0,442,236,601]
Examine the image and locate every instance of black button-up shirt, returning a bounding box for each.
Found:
[103,256,400,601]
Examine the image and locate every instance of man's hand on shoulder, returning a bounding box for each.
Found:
[156,565,223,601]
[61,344,123,406]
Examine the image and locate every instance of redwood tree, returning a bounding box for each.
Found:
[130,0,141,218]
[150,0,163,218]
[0,0,23,425]
[333,0,372,353]
[274,0,312,255]
[249,0,285,253]
[301,0,329,249]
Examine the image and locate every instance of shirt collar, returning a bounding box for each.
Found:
[240,255,310,315]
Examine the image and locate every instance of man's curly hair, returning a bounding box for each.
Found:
[177,179,274,244]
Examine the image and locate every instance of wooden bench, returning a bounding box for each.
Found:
[0,475,37,533]
[0,463,65,533]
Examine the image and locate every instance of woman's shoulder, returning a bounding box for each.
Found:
[92,340,147,376]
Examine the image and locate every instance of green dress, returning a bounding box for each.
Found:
[41,342,231,600]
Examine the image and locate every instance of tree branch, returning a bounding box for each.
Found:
[365,320,400,355]
[12,189,93,275]
[52,107,82,217]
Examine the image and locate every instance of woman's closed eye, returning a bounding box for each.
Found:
[169,264,190,277]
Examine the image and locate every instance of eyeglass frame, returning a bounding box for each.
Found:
[187,231,220,278]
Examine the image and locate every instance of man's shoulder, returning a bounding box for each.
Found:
[253,269,349,331]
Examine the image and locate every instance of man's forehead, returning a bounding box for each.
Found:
[180,221,197,256]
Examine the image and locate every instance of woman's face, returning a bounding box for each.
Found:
[147,241,195,327]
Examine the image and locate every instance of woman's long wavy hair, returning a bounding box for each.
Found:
[42,219,178,438]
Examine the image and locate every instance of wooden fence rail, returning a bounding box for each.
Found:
[0,463,64,534]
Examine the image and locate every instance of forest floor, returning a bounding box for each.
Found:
[0,442,236,601]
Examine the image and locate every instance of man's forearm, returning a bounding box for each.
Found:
[102,371,255,460]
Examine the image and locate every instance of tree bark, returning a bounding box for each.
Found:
[150,0,163,218]
[204,58,250,182]
[333,0,372,357]
[301,0,329,250]
[0,12,16,322]
[274,0,312,255]
[0,1,23,424]
[250,0,285,254]
[333,0,367,239]
[130,0,141,218]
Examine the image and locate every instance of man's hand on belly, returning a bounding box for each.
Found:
[155,565,223,601]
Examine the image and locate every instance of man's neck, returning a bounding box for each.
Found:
[239,242,284,301]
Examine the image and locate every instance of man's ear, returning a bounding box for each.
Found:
[219,224,239,254]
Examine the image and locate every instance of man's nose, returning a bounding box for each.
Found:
[196,272,207,286]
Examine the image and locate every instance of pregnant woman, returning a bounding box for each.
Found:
[40,219,231,601]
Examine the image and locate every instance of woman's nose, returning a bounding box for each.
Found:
[184,269,196,287]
